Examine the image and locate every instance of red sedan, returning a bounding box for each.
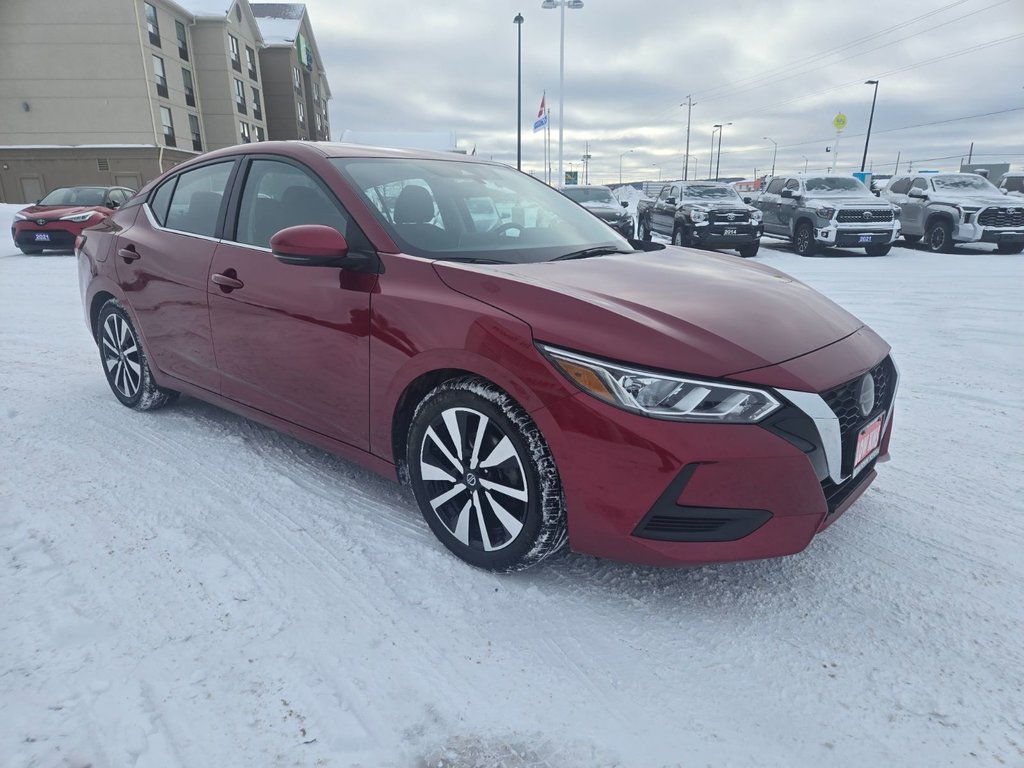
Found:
[12,186,134,254]
[77,142,898,572]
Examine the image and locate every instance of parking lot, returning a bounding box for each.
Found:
[2,204,1022,767]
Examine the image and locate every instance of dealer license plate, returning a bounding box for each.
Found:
[723,228,737,235]
[34,232,51,242]
[858,234,873,243]
[853,413,884,473]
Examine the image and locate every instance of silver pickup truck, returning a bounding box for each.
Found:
[882,173,1024,254]
[753,174,901,256]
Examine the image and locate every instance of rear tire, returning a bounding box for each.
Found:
[925,219,955,253]
[996,242,1024,254]
[864,243,892,257]
[407,377,567,572]
[793,221,817,256]
[638,218,651,241]
[737,242,760,258]
[96,299,178,410]
[672,227,685,247]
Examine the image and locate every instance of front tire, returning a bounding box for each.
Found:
[793,221,817,256]
[926,219,955,253]
[864,243,892,257]
[638,217,652,241]
[672,226,686,247]
[96,299,178,410]
[407,377,567,572]
[737,242,760,258]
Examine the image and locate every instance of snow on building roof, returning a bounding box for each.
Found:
[172,1,231,17]
[251,3,305,44]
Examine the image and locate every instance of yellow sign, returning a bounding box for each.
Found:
[833,112,848,131]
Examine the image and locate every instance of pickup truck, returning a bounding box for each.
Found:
[753,174,901,256]
[637,181,763,258]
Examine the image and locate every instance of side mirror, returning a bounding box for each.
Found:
[109,200,121,209]
[743,196,752,204]
[621,200,629,208]
[665,197,676,205]
[271,224,376,271]
[780,189,795,199]
[1001,188,1008,195]
[908,188,927,199]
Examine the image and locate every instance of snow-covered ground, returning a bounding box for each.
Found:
[2,202,1022,768]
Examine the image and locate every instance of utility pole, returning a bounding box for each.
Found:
[581,141,591,185]
[681,95,695,180]
[967,141,974,163]
[894,151,901,174]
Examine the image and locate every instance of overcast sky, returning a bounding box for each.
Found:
[292,0,1022,183]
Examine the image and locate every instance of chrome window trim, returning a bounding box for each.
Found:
[141,201,223,244]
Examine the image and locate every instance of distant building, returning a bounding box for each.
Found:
[0,0,331,202]
[251,3,331,141]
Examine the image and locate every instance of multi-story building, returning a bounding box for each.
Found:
[0,0,326,203]
[251,3,331,142]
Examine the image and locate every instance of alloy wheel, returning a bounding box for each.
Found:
[101,313,142,400]
[418,406,529,552]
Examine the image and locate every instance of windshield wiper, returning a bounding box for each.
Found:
[552,247,634,261]
[435,256,507,264]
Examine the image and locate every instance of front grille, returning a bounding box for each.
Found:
[978,207,1024,227]
[836,208,894,223]
[709,209,749,225]
[822,356,896,474]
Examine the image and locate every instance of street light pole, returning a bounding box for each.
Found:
[801,155,808,173]
[542,0,583,187]
[763,136,777,178]
[714,122,731,181]
[860,79,879,173]
[710,125,720,179]
[681,95,695,180]
[514,13,524,171]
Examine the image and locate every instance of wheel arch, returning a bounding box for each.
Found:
[391,367,475,482]
[924,210,956,231]
[89,290,118,340]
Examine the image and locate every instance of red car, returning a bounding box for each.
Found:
[77,142,898,572]
[13,185,134,254]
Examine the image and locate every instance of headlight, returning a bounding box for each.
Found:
[540,345,782,423]
[690,209,707,223]
[892,205,901,216]
[815,206,835,219]
[750,209,763,222]
[14,213,28,221]
[59,211,98,223]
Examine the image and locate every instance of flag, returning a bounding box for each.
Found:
[533,92,548,133]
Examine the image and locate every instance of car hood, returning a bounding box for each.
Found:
[680,199,749,210]
[581,201,627,217]
[928,191,1013,206]
[18,204,104,219]
[805,193,892,207]
[434,248,864,379]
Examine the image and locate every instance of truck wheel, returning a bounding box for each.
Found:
[997,242,1024,254]
[793,222,817,256]
[672,227,686,247]
[926,219,954,253]
[864,243,892,257]
[737,242,760,258]
[638,218,651,241]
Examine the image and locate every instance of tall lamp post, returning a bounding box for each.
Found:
[541,0,583,187]
[712,123,731,181]
[514,13,524,170]
[860,79,879,173]
[619,149,633,184]
[801,155,808,172]
[709,126,720,179]
[763,136,777,178]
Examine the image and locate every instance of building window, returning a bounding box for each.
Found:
[292,65,301,91]
[246,46,257,80]
[229,34,241,71]
[297,99,304,124]
[175,20,188,60]
[234,78,246,114]
[145,2,160,46]
[312,81,320,104]
[255,125,264,142]
[240,121,251,143]
[160,106,176,147]
[153,55,168,98]
[182,68,195,107]
[315,113,321,134]
[251,86,262,120]
[189,114,202,152]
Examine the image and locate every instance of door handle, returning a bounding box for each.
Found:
[118,245,140,262]
[211,272,244,291]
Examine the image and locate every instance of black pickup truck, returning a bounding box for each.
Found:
[637,181,764,257]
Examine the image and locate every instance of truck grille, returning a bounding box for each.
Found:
[836,209,894,223]
[709,209,749,224]
[978,207,1024,227]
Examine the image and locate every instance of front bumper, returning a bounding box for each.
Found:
[692,222,763,247]
[538,337,896,567]
[816,220,900,247]
[12,221,82,250]
[599,216,634,237]
[954,222,1024,244]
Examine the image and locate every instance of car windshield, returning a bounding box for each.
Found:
[1003,176,1024,193]
[333,157,631,263]
[679,184,741,201]
[931,174,997,192]
[561,186,617,205]
[804,177,868,194]
[38,187,107,206]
